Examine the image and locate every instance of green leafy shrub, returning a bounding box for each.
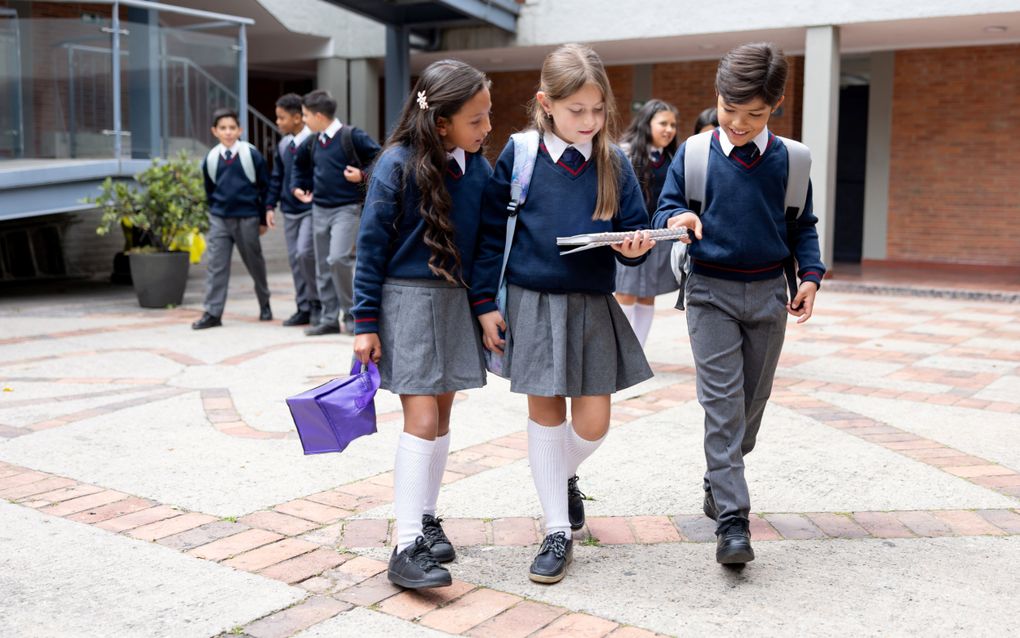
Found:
[89,151,209,253]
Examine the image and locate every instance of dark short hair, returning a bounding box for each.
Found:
[715,43,788,106]
[211,107,239,128]
[302,89,337,118]
[275,93,303,114]
[694,107,718,135]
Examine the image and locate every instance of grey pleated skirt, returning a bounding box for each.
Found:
[615,240,680,298]
[503,284,653,397]
[378,278,487,395]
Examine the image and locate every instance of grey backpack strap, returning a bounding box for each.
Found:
[238,142,257,184]
[205,146,221,183]
[682,130,713,214]
[777,135,812,305]
[780,136,811,218]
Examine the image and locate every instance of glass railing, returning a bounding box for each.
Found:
[0,4,264,165]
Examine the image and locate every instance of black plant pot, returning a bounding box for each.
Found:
[128,251,190,308]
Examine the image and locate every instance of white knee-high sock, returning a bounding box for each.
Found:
[422,432,450,517]
[527,419,571,537]
[564,421,607,477]
[632,303,655,347]
[394,432,436,552]
[620,302,636,326]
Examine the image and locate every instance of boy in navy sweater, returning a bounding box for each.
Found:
[267,93,318,327]
[192,108,272,330]
[653,43,825,565]
[292,89,382,335]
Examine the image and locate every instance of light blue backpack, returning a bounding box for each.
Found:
[484,130,540,378]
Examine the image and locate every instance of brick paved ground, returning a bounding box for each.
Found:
[1,271,1019,636]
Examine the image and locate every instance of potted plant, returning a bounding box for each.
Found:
[88,151,209,308]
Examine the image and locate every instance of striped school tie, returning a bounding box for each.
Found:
[560,146,584,171]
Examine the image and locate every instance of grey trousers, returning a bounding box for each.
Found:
[311,202,360,325]
[685,273,787,530]
[203,215,270,317]
[282,211,317,312]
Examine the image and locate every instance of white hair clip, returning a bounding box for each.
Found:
[417,91,429,111]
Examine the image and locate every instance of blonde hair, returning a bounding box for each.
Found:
[532,43,620,221]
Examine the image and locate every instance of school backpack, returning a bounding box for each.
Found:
[205,142,257,184]
[484,129,540,378]
[303,126,367,200]
[670,130,811,307]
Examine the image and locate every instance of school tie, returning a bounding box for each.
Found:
[447,156,463,178]
[287,140,296,153]
[735,143,759,164]
[560,146,584,171]
[319,133,328,145]
[650,149,663,164]
[223,150,233,161]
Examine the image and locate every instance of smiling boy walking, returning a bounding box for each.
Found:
[654,43,825,565]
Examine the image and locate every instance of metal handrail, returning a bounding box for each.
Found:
[61,42,278,159]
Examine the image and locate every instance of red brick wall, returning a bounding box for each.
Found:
[888,45,1020,267]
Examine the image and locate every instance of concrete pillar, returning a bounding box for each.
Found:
[349,58,380,141]
[862,51,894,261]
[384,24,410,136]
[316,56,349,122]
[801,25,840,269]
[126,7,161,159]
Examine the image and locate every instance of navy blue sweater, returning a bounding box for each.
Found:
[201,146,269,224]
[652,132,825,287]
[351,145,493,335]
[291,127,382,207]
[471,138,650,315]
[266,137,312,215]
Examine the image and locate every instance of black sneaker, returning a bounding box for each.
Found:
[282,310,311,326]
[259,304,272,321]
[703,487,719,521]
[191,312,222,330]
[716,518,754,565]
[421,514,455,563]
[528,531,573,584]
[387,536,452,589]
[567,475,585,531]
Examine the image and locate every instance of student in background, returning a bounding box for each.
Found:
[267,93,319,327]
[292,89,382,336]
[192,108,272,330]
[614,99,681,347]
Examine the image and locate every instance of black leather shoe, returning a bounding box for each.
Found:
[259,304,272,321]
[716,518,754,565]
[703,487,719,521]
[529,531,573,584]
[422,514,455,563]
[309,301,322,326]
[387,536,452,589]
[191,313,222,330]
[304,322,340,336]
[282,310,311,327]
[567,475,586,531]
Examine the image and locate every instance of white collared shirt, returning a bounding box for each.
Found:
[543,130,592,163]
[447,147,466,174]
[320,119,343,143]
[293,126,312,147]
[220,141,242,159]
[718,126,769,157]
